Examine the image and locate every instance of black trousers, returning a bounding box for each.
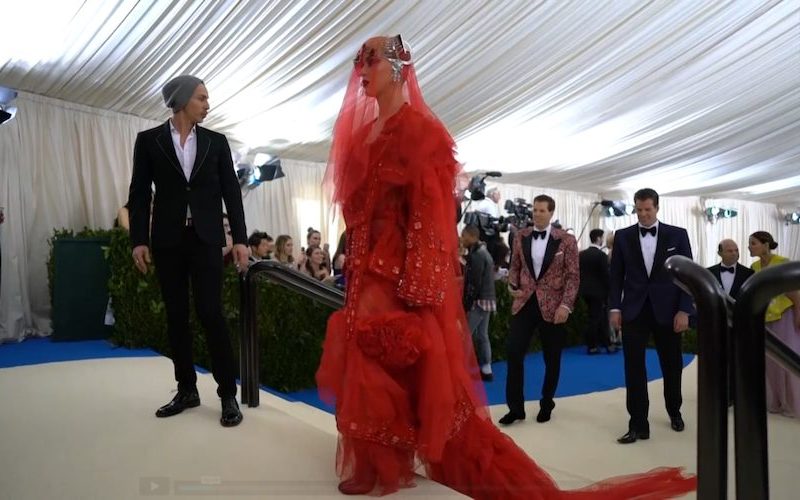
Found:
[505,297,565,415]
[153,227,237,398]
[582,294,609,349]
[622,300,683,432]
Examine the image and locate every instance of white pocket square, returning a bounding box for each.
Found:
[667,247,676,252]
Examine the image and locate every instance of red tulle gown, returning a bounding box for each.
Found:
[317,49,696,500]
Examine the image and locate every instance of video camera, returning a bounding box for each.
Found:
[462,197,534,240]
[503,198,533,229]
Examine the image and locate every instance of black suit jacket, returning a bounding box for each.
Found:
[579,246,609,299]
[128,121,246,249]
[707,262,755,300]
[608,222,694,326]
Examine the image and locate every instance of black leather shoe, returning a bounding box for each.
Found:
[605,345,618,354]
[221,397,243,427]
[587,347,600,355]
[670,415,685,432]
[480,372,494,382]
[155,390,200,418]
[498,412,526,425]
[617,430,650,444]
[536,400,556,423]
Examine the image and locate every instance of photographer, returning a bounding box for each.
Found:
[472,187,501,218]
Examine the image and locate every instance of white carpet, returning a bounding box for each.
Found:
[0,356,796,499]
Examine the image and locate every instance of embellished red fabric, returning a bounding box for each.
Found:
[317,51,696,499]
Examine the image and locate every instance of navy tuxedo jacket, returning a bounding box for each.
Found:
[608,222,694,326]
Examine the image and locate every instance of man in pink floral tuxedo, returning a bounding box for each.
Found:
[499,194,580,425]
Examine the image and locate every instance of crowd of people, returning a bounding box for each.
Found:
[119,33,797,499]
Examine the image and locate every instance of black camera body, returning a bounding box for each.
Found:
[503,198,533,228]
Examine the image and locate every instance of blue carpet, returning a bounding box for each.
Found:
[283,346,695,414]
[0,337,160,368]
[0,338,694,415]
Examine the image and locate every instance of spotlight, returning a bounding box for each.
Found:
[0,85,18,126]
[255,156,284,182]
[237,156,284,189]
[784,212,800,225]
[705,206,737,223]
[600,200,634,217]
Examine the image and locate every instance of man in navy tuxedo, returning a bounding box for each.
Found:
[609,188,694,443]
[707,239,754,404]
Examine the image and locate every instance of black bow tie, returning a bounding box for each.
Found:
[721,266,735,274]
[639,226,657,237]
[533,230,547,240]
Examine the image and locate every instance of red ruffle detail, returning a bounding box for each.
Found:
[355,312,429,369]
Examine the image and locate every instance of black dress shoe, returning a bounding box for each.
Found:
[670,415,685,432]
[221,397,243,427]
[155,390,200,418]
[605,345,618,354]
[536,400,555,423]
[480,372,494,382]
[498,412,526,425]
[617,430,650,444]
[587,347,600,355]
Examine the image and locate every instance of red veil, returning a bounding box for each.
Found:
[317,36,695,500]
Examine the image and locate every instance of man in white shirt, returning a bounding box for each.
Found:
[707,239,754,300]
[500,194,580,426]
[128,75,249,427]
[472,187,501,218]
[608,188,694,444]
[707,238,754,406]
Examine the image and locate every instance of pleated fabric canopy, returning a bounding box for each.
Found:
[1,0,799,204]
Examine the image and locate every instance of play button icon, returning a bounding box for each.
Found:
[140,477,170,495]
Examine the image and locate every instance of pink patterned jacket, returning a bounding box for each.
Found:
[508,226,580,321]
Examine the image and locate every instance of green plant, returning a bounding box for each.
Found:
[488,281,588,361]
[49,229,698,393]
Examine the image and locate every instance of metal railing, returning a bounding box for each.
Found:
[665,256,730,500]
[666,256,800,500]
[239,260,344,407]
[731,261,800,500]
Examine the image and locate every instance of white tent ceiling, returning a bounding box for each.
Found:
[1,0,799,204]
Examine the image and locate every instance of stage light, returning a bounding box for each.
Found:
[237,156,284,189]
[705,206,738,223]
[784,212,800,224]
[600,200,634,217]
[254,157,284,182]
[0,85,18,126]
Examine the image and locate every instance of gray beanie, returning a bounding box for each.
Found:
[161,75,204,111]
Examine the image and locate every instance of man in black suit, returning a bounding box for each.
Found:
[609,188,694,444]
[128,75,248,427]
[579,229,615,354]
[707,239,754,301]
[707,238,755,404]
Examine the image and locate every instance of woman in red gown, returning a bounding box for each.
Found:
[316,35,696,499]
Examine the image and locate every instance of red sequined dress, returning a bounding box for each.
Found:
[315,102,696,499]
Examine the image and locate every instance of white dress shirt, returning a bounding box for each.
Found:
[169,120,197,218]
[530,225,550,279]
[639,221,659,276]
[720,264,736,294]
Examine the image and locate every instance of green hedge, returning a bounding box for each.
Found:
[48,229,698,393]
